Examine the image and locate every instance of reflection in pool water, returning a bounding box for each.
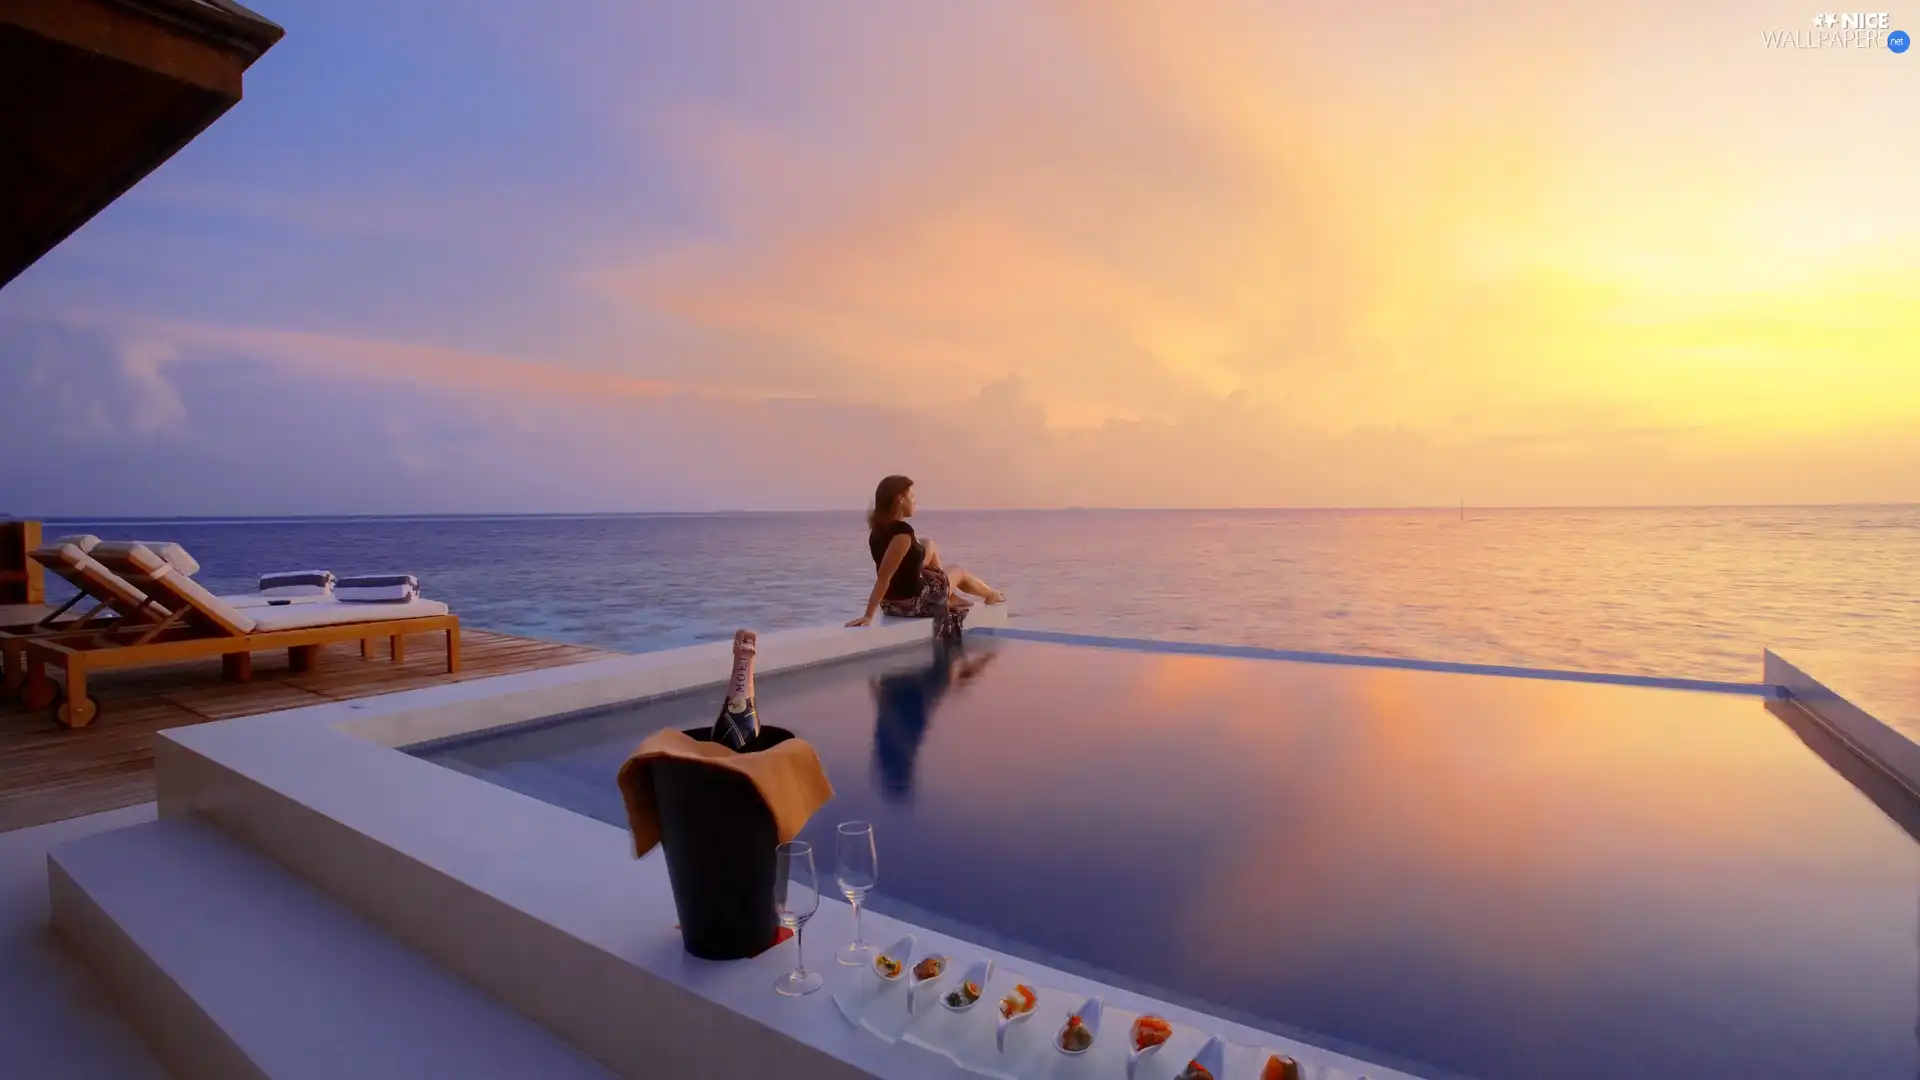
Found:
[870,644,998,803]
[416,638,1920,1080]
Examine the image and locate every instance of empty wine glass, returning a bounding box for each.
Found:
[773,840,822,996]
[835,821,879,966]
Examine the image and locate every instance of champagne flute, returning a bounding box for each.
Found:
[835,821,878,966]
[773,841,823,996]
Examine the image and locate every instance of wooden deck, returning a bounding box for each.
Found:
[0,629,619,834]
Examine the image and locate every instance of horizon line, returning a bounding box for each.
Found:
[19,500,1920,524]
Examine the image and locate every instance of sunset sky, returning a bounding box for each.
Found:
[3,0,1915,515]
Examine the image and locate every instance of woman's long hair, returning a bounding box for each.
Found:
[867,475,914,531]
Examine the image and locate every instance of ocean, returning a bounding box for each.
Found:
[39,504,1920,683]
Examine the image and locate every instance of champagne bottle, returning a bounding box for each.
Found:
[711,629,760,750]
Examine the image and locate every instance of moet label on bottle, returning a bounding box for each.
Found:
[712,699,759,750]
[712,630,760,750]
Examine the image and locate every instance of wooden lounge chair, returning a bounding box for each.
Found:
[2,539,173,696]
[19,541,460,729]
[4,535,294,698]
[5,538,345,700]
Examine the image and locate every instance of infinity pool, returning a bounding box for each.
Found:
[414,637,1920,1080]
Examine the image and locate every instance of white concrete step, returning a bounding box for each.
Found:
[48,815,619,1080]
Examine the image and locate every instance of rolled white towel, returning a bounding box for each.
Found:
[259,570,336,601]
[336,573,419,603]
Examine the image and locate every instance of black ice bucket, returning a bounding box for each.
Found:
[647,724,797,960]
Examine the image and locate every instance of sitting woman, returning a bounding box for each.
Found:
[847,474,1004,640]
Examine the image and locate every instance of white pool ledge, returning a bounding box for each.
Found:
[1768,648,1920,797]
[144,605,1414,1080]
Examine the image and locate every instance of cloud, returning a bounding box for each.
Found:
[43,312,782,408]
[115,339,188,434]
[574,0,1920,453]
[580,2,1376,421]
[3,0,1917,515]
[4,320,188,441]
[5,311,1920,518]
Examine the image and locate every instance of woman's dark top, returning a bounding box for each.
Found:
[870,520,926,601]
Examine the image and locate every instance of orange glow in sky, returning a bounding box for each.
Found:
[5,0,1916,513]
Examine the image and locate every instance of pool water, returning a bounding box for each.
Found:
[415,638,1920,1080]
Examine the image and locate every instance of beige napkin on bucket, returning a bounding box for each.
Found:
[616,729,835,858]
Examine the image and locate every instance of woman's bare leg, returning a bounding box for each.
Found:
[950,568,1004,604]
[922,541,1003,604]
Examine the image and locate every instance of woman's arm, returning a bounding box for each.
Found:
[848,534,913,626]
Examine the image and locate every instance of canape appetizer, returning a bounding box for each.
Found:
[1132,1016,1173,1053]
[912,956,946,982]
[874,953,904,980]
[1054,996,1104,1057]
[1174,1060,1216,1080]
[998,983,1038,1019]
[1262,1055,1302,1080]
[995,983,1039,1054]
[943,980,983,1010]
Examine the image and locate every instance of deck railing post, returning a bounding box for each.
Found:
[0,519,44,604]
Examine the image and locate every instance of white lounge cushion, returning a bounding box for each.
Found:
[227,593,331,610]
[59,535,201,576]
[31,543,151,611]
[129,541,201,577]
[245,597,451,633]
[89,541,256,635]
[88,543,449,636]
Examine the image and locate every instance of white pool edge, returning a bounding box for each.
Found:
[87,597,1920,1080]
[146,606,1432,1080]
[153,617,1920,1080]
[154,615,985,1077]
[1766,648,1920,799]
